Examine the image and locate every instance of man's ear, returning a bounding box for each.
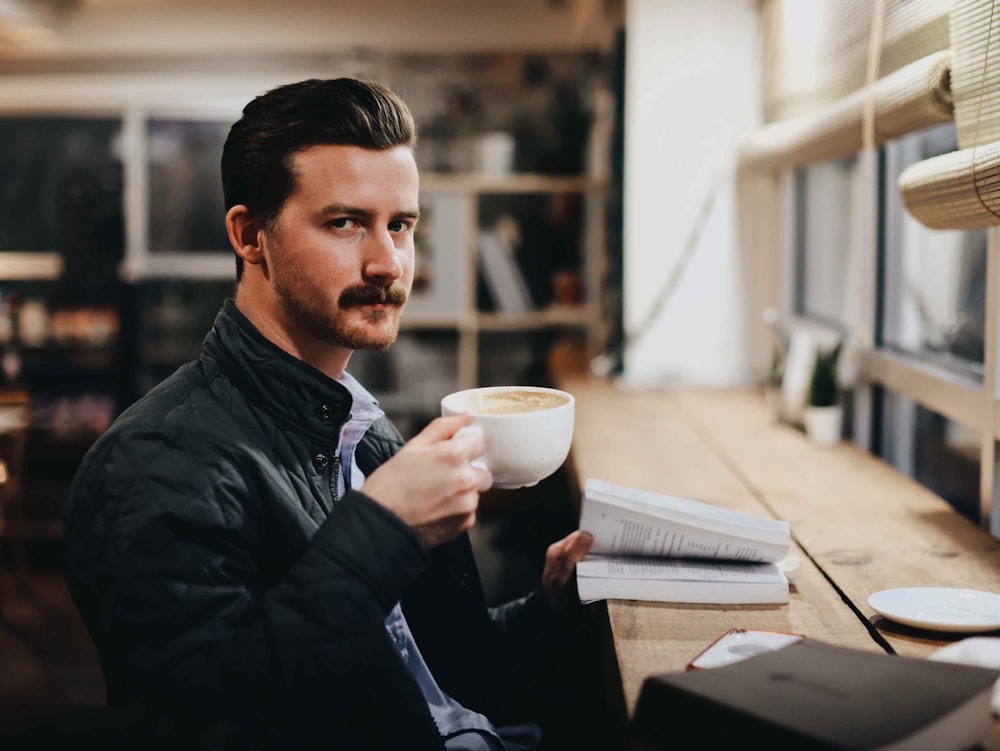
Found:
[226,205,266,266]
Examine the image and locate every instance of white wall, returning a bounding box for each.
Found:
[623,0,761,387]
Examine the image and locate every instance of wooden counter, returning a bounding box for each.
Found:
[559,376,1000,747]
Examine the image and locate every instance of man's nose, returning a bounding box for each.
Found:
[363,229,404,282]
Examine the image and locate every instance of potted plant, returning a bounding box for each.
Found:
[803,343,843,446]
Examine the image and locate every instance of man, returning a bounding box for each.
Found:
[63,78,593,750]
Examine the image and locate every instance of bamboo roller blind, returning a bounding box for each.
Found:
[899,141,1000,228]
[741,50,952,171]
[951,0,1000,148]
[760,0,950,123]
[754,0,1000,230]
[900,0,1000,229]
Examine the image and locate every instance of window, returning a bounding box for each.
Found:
[147,119,230,254]
[791,155,873,442]
[0,117,123,284]
[789,127,995,532]
[866,123,992,527]
[794,155,863,327]
[0,111,235,281]
[878,390,982,524]
[127,112,237,279]
[882,124,987,377]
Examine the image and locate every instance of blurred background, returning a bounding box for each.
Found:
[0,0,627,536]
[1,0,997,744]
[0,0,630,741]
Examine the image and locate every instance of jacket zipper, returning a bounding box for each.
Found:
[328,453,342,508]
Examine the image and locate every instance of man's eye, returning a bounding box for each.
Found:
[389,220,413,233]
[328,218,357,230]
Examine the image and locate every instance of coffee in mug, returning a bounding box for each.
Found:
[441,386,574,489]
[462,388,570,416]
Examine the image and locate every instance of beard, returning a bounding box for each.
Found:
[277,280,409,351]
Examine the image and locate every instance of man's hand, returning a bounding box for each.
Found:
[541,530,594,611]
[363,414,492,548]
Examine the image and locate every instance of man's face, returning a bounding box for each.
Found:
[259,143,419,352]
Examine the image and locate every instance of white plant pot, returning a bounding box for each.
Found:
[804,405,843,447]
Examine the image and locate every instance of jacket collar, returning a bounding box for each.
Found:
[201,299,354,440]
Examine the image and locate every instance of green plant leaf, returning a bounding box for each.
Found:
[808,344,840,407]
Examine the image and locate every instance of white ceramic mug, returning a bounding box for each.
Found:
[440,385,575,489]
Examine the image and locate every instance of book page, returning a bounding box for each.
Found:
[580,495,789,563]
[577,556,787,583]
[585,478,790,544]
[576,556,789,605]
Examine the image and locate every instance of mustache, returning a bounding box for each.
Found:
[338,283,408,308]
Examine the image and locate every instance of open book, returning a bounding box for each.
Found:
[576,478,792,605]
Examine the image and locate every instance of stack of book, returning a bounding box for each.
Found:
[576,478,792,605]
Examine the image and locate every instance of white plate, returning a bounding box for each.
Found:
[868,587,1000,633]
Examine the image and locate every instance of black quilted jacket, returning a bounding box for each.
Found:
[64,300,554,750]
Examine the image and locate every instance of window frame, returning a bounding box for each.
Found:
[123,105,239,281]
[0,98,248,282]
[784,136,1000,538]
[0,110,125,281]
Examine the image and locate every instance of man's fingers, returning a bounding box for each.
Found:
[540,531,595,611]
[550,531,593,563]
[408,416,487,465]
[472,465,493,493]
[451,425,486,461]
[408,414,471,447]
[543,531,590,585]
[565,530,594,562]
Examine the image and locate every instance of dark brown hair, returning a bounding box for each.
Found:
[221,78,417,279]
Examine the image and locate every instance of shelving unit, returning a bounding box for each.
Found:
[0,41,620,538]
[0,169,611,522]
[0,335,122,542]
[410,172,608,391]
[0,169,609,436]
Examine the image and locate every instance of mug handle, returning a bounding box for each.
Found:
[453,424,487,470]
